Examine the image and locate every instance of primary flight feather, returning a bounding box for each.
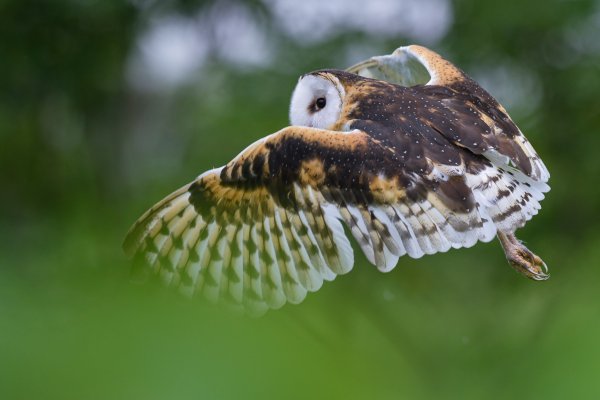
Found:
[124,45,550,314]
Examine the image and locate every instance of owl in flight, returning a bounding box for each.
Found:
[124,45,550,314]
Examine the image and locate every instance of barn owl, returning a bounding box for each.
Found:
[124,45,550,314]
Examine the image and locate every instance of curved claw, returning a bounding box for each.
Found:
[506,250,550,281]
[498,232,549,281]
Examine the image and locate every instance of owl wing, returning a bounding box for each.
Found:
[124,125,509,314]
[347,44,550,183]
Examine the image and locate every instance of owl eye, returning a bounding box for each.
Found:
[315,97,327,109]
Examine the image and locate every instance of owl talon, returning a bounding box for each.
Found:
[498,232,549,281]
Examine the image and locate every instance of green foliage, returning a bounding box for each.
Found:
[2,0,599,398]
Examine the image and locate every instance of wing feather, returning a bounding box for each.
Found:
[125,110,547,312]
[347,44,550,183]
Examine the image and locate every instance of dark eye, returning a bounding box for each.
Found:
[315,97,326,109]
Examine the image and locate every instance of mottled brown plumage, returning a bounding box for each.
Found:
[124,45,550,314]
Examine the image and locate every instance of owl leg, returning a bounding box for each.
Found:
[497,232,549,281]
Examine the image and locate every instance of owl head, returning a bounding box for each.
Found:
[289,71,349,129]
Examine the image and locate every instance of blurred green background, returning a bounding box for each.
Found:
[2,0,600,398]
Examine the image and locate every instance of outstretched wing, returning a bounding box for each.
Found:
[124,125,507,314]
[347,44,550,183]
